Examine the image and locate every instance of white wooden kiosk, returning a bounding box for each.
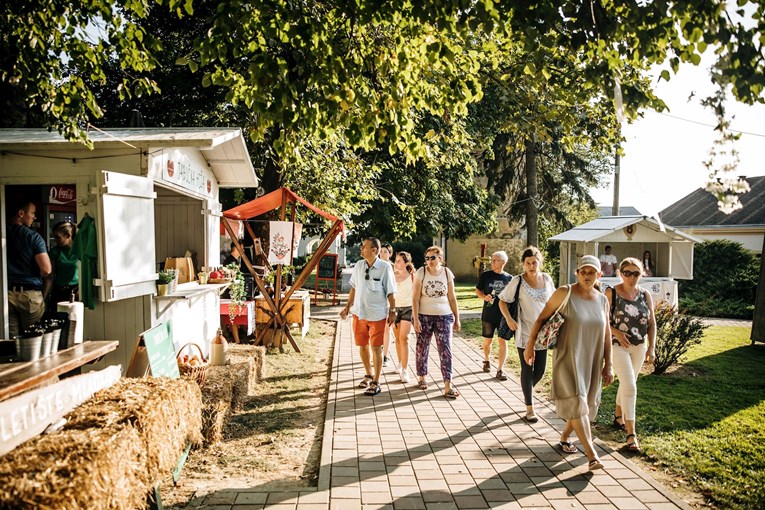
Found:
[0,128,258,374]
[550,215,702,306]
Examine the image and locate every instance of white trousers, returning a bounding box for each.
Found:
[612,342,647,421]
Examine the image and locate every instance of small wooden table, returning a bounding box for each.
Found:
[0,341,119,402]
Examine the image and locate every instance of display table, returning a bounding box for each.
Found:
[0,340,119,402]
[220,299,256,336]
[255,290,310,339]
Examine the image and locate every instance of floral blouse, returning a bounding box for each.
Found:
[610,286,650,346]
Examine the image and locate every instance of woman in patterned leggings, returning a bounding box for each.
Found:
[412,246,461,398]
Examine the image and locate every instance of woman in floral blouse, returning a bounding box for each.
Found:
[606,257,656,452]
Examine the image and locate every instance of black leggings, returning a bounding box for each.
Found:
[517,347,547,406]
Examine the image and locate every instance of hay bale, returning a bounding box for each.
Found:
[228,344,266,387]
[64,377,203,481]
[204,362,251,411]
[0,425,147,510]
[199,371,234,445]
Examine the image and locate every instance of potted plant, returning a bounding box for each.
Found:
[157,269,176,296]
[225,263,246,324]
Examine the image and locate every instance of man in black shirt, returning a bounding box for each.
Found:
[475,251,511,380]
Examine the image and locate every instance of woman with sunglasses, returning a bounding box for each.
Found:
[525,255,613,471]
[607,258,656,452]
[412,246,461,398]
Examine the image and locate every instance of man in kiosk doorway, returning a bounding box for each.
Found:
[6,199,52,338]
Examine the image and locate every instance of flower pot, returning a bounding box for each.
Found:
[157,284,169,296]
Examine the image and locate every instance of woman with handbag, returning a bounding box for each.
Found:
[498,246,555,423]
[607,257,656,452]
[412,246,461,398]
[525,255,613,471]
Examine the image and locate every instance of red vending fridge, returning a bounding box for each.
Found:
[43,185,77,248]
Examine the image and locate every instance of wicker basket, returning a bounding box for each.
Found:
[208,278,231,284]
[176,342,208,385]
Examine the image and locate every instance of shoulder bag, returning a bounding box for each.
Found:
[497,275,522,340]
[535,284,572,350]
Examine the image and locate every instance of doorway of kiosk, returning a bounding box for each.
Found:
[2,183,78,339]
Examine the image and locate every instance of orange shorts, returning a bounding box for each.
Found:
[352,316,387,347]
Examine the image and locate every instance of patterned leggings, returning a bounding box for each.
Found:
[416,314,454,381]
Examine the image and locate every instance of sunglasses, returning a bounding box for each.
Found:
[365,267,370,280]
[621,270,641,278]
[424,255,438,261]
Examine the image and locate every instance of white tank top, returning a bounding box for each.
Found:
[395,274,413,307]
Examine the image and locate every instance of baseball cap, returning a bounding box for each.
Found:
[577,255,601,271]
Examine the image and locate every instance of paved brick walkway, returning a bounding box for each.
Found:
[190,313,697,510]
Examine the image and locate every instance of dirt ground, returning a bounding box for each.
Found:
[161,319,336,508]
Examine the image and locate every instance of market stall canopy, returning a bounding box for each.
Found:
[549,216,702,244]
[0,128,257,188]
[223,187,345,235]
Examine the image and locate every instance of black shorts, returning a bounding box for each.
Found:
[394,307,413,324]
[482,320,504,339]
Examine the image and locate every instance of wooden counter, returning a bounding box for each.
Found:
[0,341,119,402]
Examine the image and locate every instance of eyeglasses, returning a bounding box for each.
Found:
[621,270,641,278]
[424,255,438,261]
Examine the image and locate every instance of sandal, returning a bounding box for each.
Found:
[624,434,641,452]
[613,415,626,431]
[444,387,460,399]
[358,375,373,389]
[417,379,428,390]
[364,381,381,396]
[588,458,604,471]
[559,441,577,454]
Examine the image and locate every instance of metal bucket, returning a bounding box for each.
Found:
[16,335,42,362]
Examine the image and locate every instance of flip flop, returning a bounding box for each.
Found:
[588,458,604,471]
[444,388,459,399]
[559,441,577,454]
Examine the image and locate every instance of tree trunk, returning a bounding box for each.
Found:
[525,138,538,247]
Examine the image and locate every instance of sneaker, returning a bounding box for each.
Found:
[401,370,410,383]
[383,356,390,367]
[483,360,491,373]
[496,369,508,381]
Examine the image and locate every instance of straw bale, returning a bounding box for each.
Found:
[0,425,147,510]
[203,362,250,410]
[199,372,234,445]
[63,377,203,482]
[228,344,266,386]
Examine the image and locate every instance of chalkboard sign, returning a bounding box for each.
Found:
[318,254,338,280]
[127,322,179,378]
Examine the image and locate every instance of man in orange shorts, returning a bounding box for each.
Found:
[340,238,396,396]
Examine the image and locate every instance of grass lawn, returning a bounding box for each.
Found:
[460,322,765,510]
[454,282,483,311]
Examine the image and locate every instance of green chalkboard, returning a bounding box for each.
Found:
[317,254,338,280]
[141,322,179,378]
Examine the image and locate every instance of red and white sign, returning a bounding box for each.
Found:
[48,185,76,205]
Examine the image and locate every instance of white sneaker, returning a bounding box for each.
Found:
[401,370,410,383]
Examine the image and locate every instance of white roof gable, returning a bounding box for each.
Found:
[0,128,258,188]
[549,216,703,243]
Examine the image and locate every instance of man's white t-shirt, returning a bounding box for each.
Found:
[599,253,618,276]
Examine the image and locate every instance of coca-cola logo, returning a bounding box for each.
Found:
[167,160,175,177]
[48,185,76,204]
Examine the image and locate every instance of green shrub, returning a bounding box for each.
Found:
[678,240,758,319]
[652,302,708,375]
